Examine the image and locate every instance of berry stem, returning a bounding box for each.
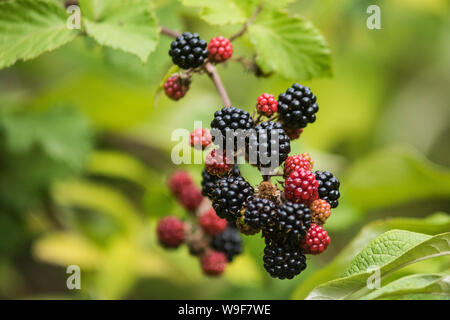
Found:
[229,5,263,42]
[160,26,232,108]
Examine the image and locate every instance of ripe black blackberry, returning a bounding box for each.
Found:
[210,106,254,150]
[243,196,277,230]
[212,227,243,262]
[263,240,307,279]
[246,121,291,169]
[275,202,312,241]
[277,83,318,129]
[314,170,340,208]
[169,32,208,69]
[201,165,240,199]
[211,175,254,222]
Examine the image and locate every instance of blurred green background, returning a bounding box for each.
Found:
[0,0,449,299]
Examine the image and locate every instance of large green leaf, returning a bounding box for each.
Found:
[249,10,331,80]
[361,273,450,300]
[180,0,255,25]
[292,213,450,299]
[79,0,159,62]
[305,230,450,300]
[344,146,450,212]
[0,0,78,69]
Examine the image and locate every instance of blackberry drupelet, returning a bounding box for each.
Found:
[275,202,312,241]
[210,106,254,149]
[246,121,291,169]
[314,170,340,208]
[211,175,254,222]
[263,240,307,279]
[201,165,240,198]
[212,227,243,262]
[277,83,319,129]
[169,32,208,69]
[243,196,278,230]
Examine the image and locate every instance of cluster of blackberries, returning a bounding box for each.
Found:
[165,33,234,100]
[157,171,244,277]
[159,82,340,280]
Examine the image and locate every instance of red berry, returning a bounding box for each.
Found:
[310,199,331,225]
[301,152,314,169]
[168,171,193,196]
[256,93,278,117]
[301,223,330,254]
[157,217,185,248]
[207,36,233,63]
[284,168,319,204]
[190,128,212,150]
[284,154,313,177]
[164,75,189,100]
[201,250,227,276]
[205,149,233,176]
[199,208,228,236]
[283,126,303,140]
[178,184,203,212]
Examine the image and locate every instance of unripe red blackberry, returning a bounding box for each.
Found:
[256,93,278,117]
[277,83,318,129]
[274,201,312,241]
[284,154,313,177]
[284,168,319,204]
[201,250,227,276]
[301,223,330,255]
[178,184,203,212]
[310,199,331,225]
[315,170,340,208]
[190,128,212,149]
[301,152,314,169]
[246,121,291,169]
[168,171,193,196]
[199,208,227,236]
[243,196,277,230]
[163,75,189,100]
[263,240,306,279]
[212,227,243,262]
[200,165,240,199]
[205,149,233,176]
[208,36,233,63]
[157,216,185,248]
[169,32,208,69]
[211,175,254,222]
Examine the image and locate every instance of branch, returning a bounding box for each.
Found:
[204,62,232,107]
[229,5,263,41]
[160,26,232,108]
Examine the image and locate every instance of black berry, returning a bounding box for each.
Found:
[314,170,340,208]
[246,121,290,169]
[243,196,278,230]
[275,202,312,241]
[169,32,208,69]
[212,227,243,262]
[210,106,254,150]
[263,240,306,279]
[201,165,240,199]
[211,175,254,223]
[277,83,318,129]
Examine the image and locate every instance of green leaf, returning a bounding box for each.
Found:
[344,146,450,212]
[79,0,159,62]
[0,0,78,69]
[305,231,450,300]
[0,106,93,171]
[249,10,331,80]
[180,0,254,25]
[361,273,450,300]
[292,213,450,299]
